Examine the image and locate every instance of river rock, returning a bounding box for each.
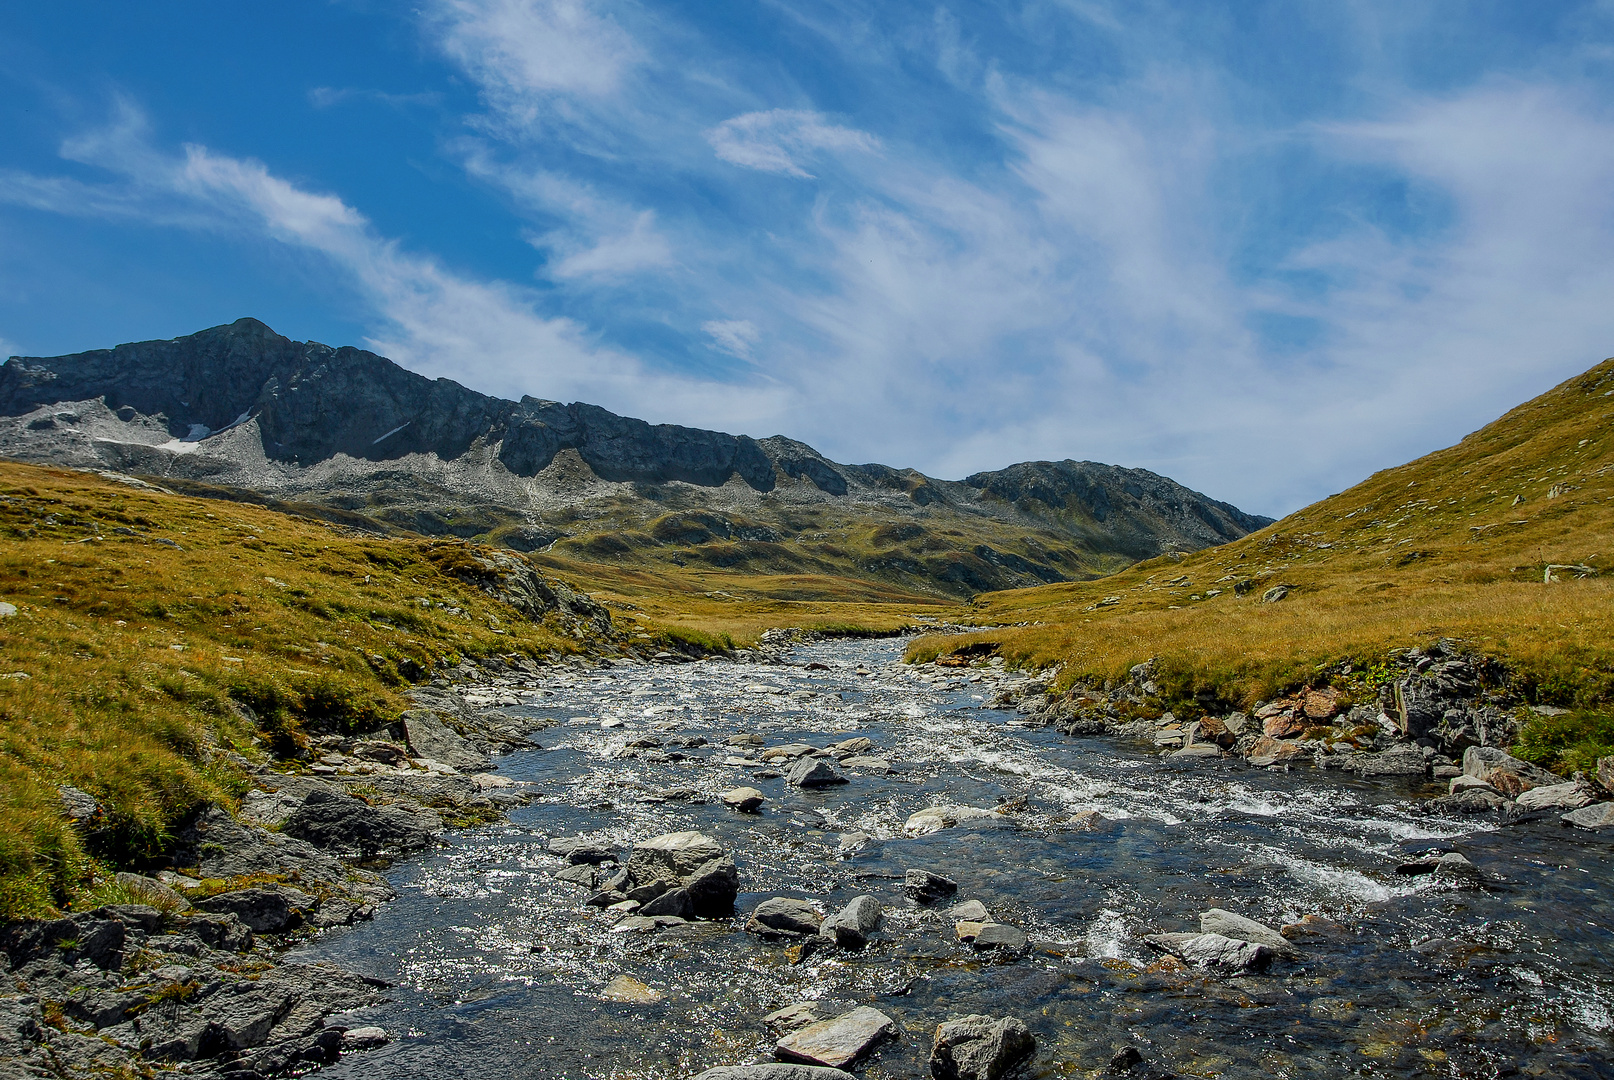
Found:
[1514,781,1595,812]
[341,1026,389,1051]
[903,805,1001,836]
[1462,746,1560,788]
[281,788,437,859]
[839,756,893,772]
[787,758,848,788]
[775,1006,895,1070]
[399,709,490,772]
[949,899,991,922]
[972,923,1029,953]
[1599,755,1614,794]
[1431,851,1486,888]
[764,1002,829,1034]
[195,886,312,935]
[695,1067,855,1080]
[1144,932,1272,974]
[1199,908,1301,959]
[929,1014,1036,1080]
[639,887,694,919]
[821,895,882,948]
[549,836,620,864]
[1356,749,1427,777]
[1563,802,1614,829]
[1429,788,1509,814]
[1448,774,1497,794]
[724,787,766,813]
[905,869,959,904]
[601,974,663,1003]
[685,856,741,918]
[747,898,823,937]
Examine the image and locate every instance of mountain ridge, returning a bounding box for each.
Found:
[0,318,1272,595]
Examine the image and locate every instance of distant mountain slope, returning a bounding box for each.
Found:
[0,318,1270,596]
[929,354,1614,736]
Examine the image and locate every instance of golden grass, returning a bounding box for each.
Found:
[0,462,966,918]
[913,357,1614,719]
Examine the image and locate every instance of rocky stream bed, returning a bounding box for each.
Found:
[5,635,1614,1079]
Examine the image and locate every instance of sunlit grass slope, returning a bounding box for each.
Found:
[914,358,1614,744]
[0,462,961,920]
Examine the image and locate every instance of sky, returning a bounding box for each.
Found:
[2,2,1613,518]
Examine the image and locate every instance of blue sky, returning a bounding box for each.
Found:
[2,2,1613,517]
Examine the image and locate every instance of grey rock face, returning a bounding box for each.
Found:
[400,709,490,773]
[0,320,1271,597]
[280,787,437,859]
[1462,746,1562,788]
[929,1014,1036,1080]
[1564,802,1614,829]
[548,835,620,865]
[1513,781,1595,812]
[195,886,313,935]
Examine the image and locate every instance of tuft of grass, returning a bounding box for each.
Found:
[916,356,1614,775]
[1512,711,1614,776]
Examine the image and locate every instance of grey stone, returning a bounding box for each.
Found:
[775,1006,895,1070]
[400,709,490,772]
[972,923,1029,952]
[904,869,959,904]
[548,835,619,864]
[821,895,883,948]
[747,897,823,937]
[1563,802,1614,829]
[930,1014,1036,1080]
[1430,788,1509,814]
[626,831,726,883]
[554,863,601,888]
[1462,746,1562,787]
[281,787,436,859]
[787,758,848,788]
[839,756,893,772]
[684,856,740,918]
[763,1002,828,1033]
[1356,749,1427,777]
[341,1026,389,1051]
[1144,932,1272,974]
[180,912,254,951]
[1431,851,1486,888]
[948,900,991,922]
[638,887,694,919]
[1199,908,1301,959]
[195,886,313,935]
[1514,781,1595,812]
[723,787,766,813]
[695,1067,855,1080]
[58,785,98,821]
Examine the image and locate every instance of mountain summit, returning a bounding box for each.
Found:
[0,318,1270,595]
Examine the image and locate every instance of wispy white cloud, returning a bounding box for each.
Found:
[702,319,759,359]
[707,110,881,178]
[307,87,440,110]
[428,0,642,122]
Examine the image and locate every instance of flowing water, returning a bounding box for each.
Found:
[293,638,1614,1079]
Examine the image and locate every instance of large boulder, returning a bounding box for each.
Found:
[195,886,313,935]
[929,1015,1036,1080]
[1462,747,1561,789]
[280,788,437,859]
[1564,802,1614,829]
[399,709,490,772]
[1513,781,1596,813]
[595,832,738,918]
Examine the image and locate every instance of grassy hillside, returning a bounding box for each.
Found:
[913,357,1614,769]
[0,461,956,920]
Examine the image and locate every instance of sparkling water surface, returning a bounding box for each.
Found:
[292,638,1614,1079]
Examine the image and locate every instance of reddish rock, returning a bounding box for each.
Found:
[1301,689,1342,721]
[1262,711,1305,739]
